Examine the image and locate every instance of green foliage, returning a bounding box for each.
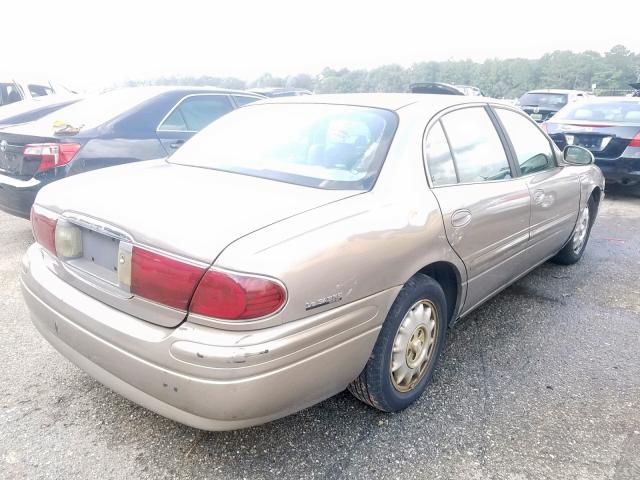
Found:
[124,45,640,98]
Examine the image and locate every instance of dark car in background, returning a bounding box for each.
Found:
[410,83,464,95]
[518,89,590,123]
[544,97,640,193]
[0,86,264,218]
[409,83,484,96]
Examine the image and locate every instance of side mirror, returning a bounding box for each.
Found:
[563,145,594,165]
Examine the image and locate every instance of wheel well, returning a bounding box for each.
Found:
[417,262,459,324]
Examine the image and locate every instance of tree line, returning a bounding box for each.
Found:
[124,45,640,99]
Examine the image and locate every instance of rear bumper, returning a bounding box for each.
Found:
[595,157,640,184]
[0,173,40,218]
[20,244,397,430]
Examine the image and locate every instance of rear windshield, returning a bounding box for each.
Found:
[553,100,640,123]
[169,103,398,190]
[35,88,160,132]
[519,93,568,109]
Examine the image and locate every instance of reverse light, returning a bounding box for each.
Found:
[24,143,81,173]
[190,269,287,320]
[629,132,640,147]
[30,207,57,255]
[55,220,83,258]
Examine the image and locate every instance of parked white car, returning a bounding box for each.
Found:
[0,79,75,107]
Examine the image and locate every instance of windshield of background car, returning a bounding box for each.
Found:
[34,88,160,132]
[553,100,640,123]
[518,93,568,109]
[169,103,398,190]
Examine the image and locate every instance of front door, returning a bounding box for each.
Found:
[424,106,532,314]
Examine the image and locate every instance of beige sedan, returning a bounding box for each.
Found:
[21,94,604,430]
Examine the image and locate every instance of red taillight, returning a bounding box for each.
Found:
[129,247,286,319]
[540,122,548,133]
[130,247,206,310]
[24,143,81,173]
[629,132,640,147]
[30,207,57,255]
[190,269,286,320]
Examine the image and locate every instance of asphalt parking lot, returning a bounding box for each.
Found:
[1,189,639,480]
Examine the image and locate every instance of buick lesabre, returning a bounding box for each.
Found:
[21,94,604,430]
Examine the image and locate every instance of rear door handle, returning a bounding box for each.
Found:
[451,209,472,227]
[169,140,185,149]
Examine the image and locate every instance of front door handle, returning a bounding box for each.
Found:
[451,209,472,227]
[169,140,185,149]
[533,189,545,205]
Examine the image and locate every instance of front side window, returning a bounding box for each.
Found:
[0,83,22,106]
[169,103,398,190]
[159,95,234,132]
[496,108,555,175]
[424,121,457,186]
[440,107,511,183]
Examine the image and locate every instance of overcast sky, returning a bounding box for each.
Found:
[2,0,638,91]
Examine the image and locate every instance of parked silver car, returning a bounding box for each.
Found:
[21,94,604,430]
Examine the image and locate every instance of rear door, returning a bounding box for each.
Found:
[493,107,580,263]
[424,105,532,313]
[156,94,234,153]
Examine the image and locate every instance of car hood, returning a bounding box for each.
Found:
[34,160,360,263]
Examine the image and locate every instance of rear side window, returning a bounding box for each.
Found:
[29,84,54,97]
[440,107,512,183]
[553,100,640,123]
[159,95,234,132]
[496,108,555,175]
[424,121,457,186]
[232,95,261,106]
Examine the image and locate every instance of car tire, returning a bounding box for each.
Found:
[348,274,447,412]
[551,196,595,265]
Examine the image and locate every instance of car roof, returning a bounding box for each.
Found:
[524,89,588,94]
[571,96,640,103]
[258,93,508,111]
[100,86,262,96]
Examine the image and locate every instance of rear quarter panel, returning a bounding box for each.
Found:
[213,107,467,328]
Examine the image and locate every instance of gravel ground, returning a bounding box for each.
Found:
[0,188,639,480]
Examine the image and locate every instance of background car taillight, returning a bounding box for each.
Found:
[30,207,57,255]
[24,143,81,173]
[539,122,548,133]
[629,132,640,147]
[190,269,287,320]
